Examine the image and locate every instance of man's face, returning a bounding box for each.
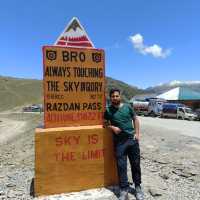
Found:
[110,91,121,106]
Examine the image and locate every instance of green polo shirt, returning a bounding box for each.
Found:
[104,103,136,138]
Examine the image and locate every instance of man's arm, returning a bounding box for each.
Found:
[104,108,121,135]
[104,120,121,135]
[133,116,140,140]
[109,125,121,134]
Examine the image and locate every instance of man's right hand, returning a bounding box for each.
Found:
[108,125,121,135]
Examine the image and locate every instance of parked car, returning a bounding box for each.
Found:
[161,103,197,120]
[177,107,197,120]
[23,104,43,112]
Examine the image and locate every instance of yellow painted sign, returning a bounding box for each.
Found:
[43,46,105,128]
[35,126,118,196]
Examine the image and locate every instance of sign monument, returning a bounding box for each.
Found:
[35,17,118,196]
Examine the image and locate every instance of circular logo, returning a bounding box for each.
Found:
[92,53,101,63]
[46,50,57,61]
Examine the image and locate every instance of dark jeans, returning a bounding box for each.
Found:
[115,138,141,189]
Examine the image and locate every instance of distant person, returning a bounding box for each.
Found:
[104,88,144,200]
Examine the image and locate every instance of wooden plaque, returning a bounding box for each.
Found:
[43,46,105,128]
[35,126,118,196]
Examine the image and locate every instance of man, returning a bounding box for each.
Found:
[104,88,144,200]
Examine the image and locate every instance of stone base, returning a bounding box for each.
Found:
[34,125,118,196]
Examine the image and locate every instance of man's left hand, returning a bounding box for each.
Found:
[134,133,140,141]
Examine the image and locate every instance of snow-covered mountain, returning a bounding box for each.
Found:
[168,80,200,86]
[145,80,200,95]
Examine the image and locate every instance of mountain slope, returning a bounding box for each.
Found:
[0,76,43,111]
[0,76,143,111]
[145,80,200,94]
[106,77,144,101]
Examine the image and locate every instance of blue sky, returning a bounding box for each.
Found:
[0,0,199,88]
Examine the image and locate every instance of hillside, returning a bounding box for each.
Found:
[106,77,143,101]
[0,76,143,111]
[0,76,43,111]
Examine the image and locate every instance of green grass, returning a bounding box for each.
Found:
[0,76,43,111]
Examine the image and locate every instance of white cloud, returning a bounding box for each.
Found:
[130,34,143,48]
[130,33,171,58]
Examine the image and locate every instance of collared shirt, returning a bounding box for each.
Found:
[104,103,136,141]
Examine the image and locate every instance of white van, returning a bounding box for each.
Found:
[177,107,198,120]
[161,104,197,120]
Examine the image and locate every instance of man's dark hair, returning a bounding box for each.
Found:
[109,88,121,97]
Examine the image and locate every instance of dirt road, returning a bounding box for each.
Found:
[0,118,26,145]
[0,113,200,200]
[140,116,200,139]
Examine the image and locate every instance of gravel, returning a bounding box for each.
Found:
[0,114,200,200]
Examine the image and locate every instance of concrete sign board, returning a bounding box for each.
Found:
[43,46,105,128]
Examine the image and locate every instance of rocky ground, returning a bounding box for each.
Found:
[0,112,41,200]
[0,113,200,200]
